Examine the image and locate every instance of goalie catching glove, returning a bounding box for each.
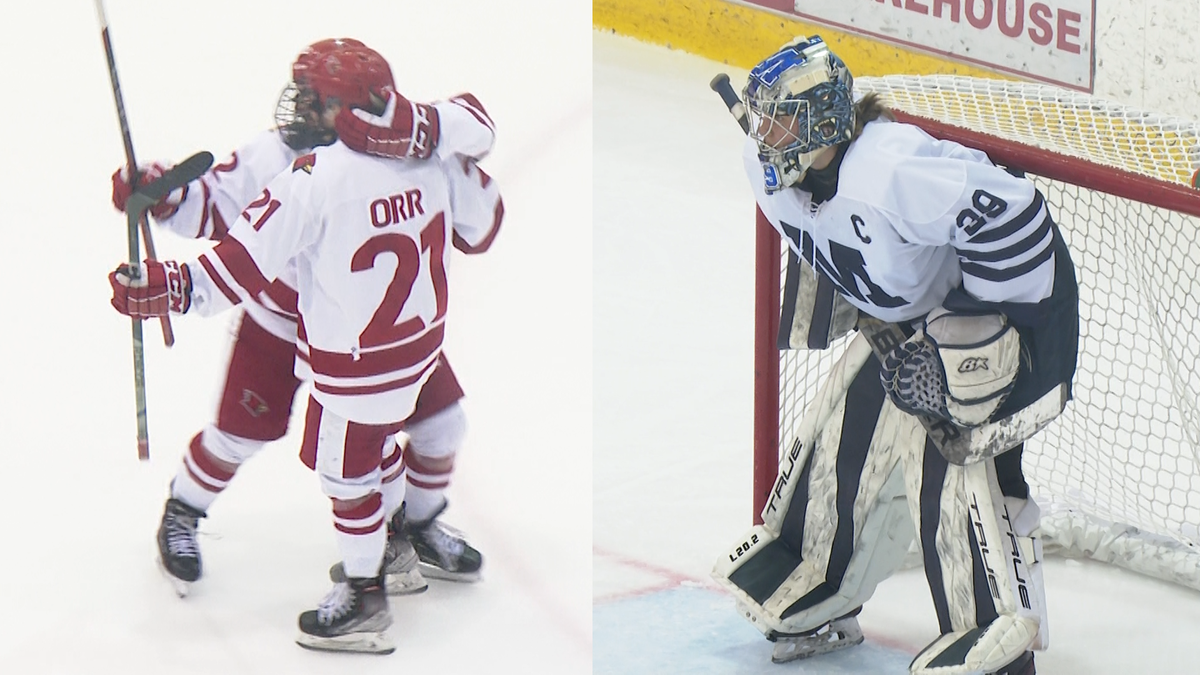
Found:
[880,307,1021,427]
[109,260,192,319]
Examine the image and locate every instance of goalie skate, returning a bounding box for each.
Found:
[766,610,865,664]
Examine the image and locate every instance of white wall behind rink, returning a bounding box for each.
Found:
[1091,0,1200,118]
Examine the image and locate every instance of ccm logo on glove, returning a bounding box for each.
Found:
[109,260,192,319]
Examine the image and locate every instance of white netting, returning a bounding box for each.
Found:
[767,75,1200,588]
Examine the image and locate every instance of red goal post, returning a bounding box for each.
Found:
[753,75,1200,588]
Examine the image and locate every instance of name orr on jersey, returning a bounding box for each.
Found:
[187,144,503,427]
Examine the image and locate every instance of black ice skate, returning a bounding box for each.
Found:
[156,498,205,597]
[403,500,483,582]
[329,508,428,595]
[296,575,394,654]
[766,607,865,663]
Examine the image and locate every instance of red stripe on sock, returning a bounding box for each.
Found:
[334,517,384,536]
[333,493,383,521]
[188,434,237,482]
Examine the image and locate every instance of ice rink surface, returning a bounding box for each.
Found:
[593,29,1200,674]
[0,3,590,673]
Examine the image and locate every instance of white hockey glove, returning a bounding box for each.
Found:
[880,308,1021,428]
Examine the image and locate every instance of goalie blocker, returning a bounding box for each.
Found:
[880,307,1021,429]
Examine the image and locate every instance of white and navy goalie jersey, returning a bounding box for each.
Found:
[745,118,1058,325]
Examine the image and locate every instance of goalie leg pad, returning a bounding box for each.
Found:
[908,458,1046,675]
[713,334,921,637]
[908,615,1038,675]
[964,460,1047,650]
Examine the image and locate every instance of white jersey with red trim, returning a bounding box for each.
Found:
[154,129,301,242]
[151,97,500,344]
[185,142,504,425]
[151,129,305,341]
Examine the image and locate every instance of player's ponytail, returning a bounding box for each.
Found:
[852,93,894,140]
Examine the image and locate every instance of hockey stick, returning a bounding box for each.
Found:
[95,0,183,461]
[109,152,214,461]
[709,72,1067,464]
[125,151,215,219]
[94,0,175,348]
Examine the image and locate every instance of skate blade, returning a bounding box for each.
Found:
[386,569,429,595]
[418,561,482,583]
[329,563,430,596]
[156,555,193,598]
[295,631,394,655]
[771,625,865,663]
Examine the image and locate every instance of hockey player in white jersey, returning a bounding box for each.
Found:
[711,37,1078,675]
[108,39,503,654]
[109,38,494,599]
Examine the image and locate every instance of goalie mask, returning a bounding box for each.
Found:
[276,38,395,150]
[744,36,855,193]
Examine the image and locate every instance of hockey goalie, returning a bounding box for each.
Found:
[711,36,1079,675]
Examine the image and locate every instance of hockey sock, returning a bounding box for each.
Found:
[402,404,466,522]
[379,438,407,520]
[332,492,387,578]
[171,433,238,512]
[403,450,454,522]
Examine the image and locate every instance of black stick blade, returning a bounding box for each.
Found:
[125,151,214,215]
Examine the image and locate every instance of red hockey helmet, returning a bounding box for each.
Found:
[276,38,395,149]
[291,38,395,110]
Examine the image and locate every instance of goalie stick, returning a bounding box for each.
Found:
[120,151,215,461]
[709,72,1067,464]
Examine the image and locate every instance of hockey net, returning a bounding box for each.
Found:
[754,74,1200,589]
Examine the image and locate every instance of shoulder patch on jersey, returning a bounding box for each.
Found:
[292,153,317,174]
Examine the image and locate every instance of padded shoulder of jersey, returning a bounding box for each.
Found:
[836,120,976,226]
